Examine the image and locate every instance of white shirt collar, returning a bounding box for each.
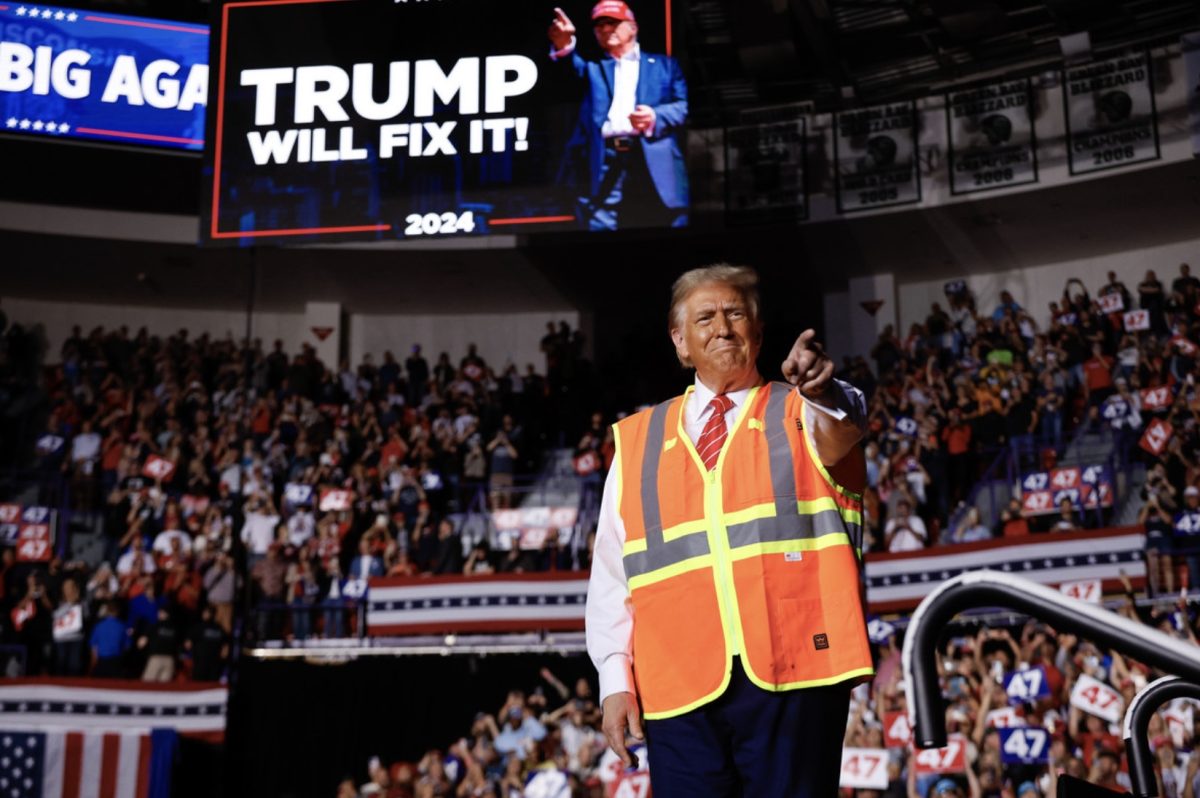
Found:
[691,374,759,419]
[610,43,640,62]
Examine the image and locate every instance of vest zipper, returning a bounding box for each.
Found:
[707,467,739,658]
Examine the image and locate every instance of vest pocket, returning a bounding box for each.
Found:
[765,596,824,681]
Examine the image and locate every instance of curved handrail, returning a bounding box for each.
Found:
[1122,676,1200,798]
[901,570,1200,748]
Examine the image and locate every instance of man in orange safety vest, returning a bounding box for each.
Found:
[585,263,873,796]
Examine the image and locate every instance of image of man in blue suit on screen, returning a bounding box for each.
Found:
[548,1,689,231]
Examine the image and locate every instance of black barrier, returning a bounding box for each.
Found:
[901,570,1200,749]
[1057,774,1125,797]
[1123,676,1200,798]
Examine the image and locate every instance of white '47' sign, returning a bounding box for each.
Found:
[1070,673,1124,723]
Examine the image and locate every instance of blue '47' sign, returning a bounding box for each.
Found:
[1005,666,1050,705]
[1000,727,1050,764]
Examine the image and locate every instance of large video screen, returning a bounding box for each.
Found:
[0,5,208,151]
[202,0,686,244]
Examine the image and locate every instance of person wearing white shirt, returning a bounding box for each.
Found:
[884,498,927,552]
[116,536,157,576]
[70,420,102,474]
[585,264,870,797]
[240,493,281,565]
[547,1,689,231]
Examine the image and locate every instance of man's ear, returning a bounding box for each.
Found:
[670,327,688,362]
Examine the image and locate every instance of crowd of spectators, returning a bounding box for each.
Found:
[853,264,1200,566]
[337,574,1200,798]
[337,667,615,798]
[2,262,1200,676]
[839,575,1200,798]
[0,321,596,674]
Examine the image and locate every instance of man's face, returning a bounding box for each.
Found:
[671,282,761,387]
[593,17,637,55]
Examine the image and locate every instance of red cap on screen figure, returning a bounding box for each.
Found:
[591,0,635,22]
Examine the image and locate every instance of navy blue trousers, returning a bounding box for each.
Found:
[644,659,851,798]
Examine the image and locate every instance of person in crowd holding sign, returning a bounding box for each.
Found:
[52,577,87,675]
[1100,271,1132,312]
[547,1,689,231]
[586,264,871,797]
[1173,486,1200,589]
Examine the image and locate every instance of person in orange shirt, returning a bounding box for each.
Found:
[941,407,973,506]
[1082,343,1115,407]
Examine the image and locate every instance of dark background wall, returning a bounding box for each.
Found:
[224,653,597,798]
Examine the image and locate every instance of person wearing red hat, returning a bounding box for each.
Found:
[547,3,688,231]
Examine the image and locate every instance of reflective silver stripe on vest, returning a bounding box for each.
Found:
[624,532,712,579]
[725,382,861,550]
[763,383,797,521]
[726,509,857,548]
[623,398,712,581]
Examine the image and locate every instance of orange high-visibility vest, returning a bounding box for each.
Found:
[613,381,873,719]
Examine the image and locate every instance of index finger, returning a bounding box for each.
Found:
[795,328,817,349]
[553,7,569,22]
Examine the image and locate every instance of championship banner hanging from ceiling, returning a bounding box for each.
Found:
[1184,32,1200,159]
[834,101,920,213]
[1062,50,1160,176]
[946,79,1038,195]
[724,117,808,223]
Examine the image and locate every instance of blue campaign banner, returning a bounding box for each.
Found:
[1004,666,1051,705]
[999,727,1050,764]
[0,4,207,150]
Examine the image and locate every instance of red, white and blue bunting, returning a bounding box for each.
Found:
[367,574,588,636]
[865,527,1145,613]
[0,680,226,738]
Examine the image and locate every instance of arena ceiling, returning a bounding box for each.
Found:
[687,0,1200,123]
[49,0,1200,123]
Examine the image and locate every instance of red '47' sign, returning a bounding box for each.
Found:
[1141,386,1172,411]
[883,711,912,748]
[142,455,176,482]
[913,735,967,774]
[1140,418,1173,456]
[17,523,51,562]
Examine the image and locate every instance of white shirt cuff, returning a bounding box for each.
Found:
[597,654,635,703]
[549,36,577,60]
[798,378,864,423]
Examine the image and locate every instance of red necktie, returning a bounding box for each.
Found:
[696,394,734,471]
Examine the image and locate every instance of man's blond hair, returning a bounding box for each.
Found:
[668,264,761,368]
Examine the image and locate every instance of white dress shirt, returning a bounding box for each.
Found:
[585,375,867,703]
[550,37,644,138]
[601,44,640,138]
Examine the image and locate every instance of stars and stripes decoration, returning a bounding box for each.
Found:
[367,573,588,636]
[865,527,1146,613]
[3,120,70,134]
[0,728,174,798]
[0,680,227,738]
[11,7,79,20]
